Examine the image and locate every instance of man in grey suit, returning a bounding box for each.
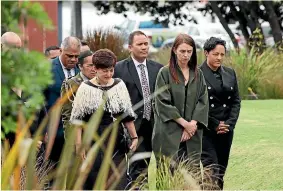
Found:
[114,31,163,185]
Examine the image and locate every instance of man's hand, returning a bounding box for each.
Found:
[216,121,230,134]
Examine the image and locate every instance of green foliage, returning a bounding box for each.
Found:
[84,27,129,61]
[248,28,267,55]
[1,1,53,33]
[224,48,283,99]
[1,2,53,137]
[138,156,216,190]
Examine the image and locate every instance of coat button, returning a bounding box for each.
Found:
[208,86,211,90]
[210,96,213,100]
[223,104,226,107]
[211,104,214,107]
[228,96,231,99]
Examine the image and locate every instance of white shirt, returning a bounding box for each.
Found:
[131,56,150,87]
[59,57,75,78]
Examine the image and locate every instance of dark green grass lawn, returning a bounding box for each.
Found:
[225,100,283,189]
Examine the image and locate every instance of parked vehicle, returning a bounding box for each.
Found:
[186,23,235,50]
[115,18,181,48]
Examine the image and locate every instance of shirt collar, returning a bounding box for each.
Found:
[131,56,147,68]
[80,72,89,81]
[59,56,67,70]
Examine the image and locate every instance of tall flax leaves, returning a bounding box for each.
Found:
[1,84,170,190]
[224,48,283,99]
[53,99,105,190]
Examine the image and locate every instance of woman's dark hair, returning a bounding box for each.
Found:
[169,33,197,84]
[78,50,93,65]
[92,49,117,69]
[203,37,226,53]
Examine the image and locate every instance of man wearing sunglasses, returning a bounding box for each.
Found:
[44,36,81,166]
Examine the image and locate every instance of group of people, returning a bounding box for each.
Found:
[2,29,241,190]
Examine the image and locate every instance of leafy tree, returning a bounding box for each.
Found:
[1,1,53,138]
[91,0,283,49]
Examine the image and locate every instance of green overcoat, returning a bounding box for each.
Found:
[152,65,209,160]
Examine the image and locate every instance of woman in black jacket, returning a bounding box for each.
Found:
[200,37,241,190]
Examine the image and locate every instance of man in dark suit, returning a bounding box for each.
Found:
[114,30,163,185]
[44,36,81,164]
[200,37,241,189]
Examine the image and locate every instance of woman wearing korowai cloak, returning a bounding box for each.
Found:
[152,33,209,166]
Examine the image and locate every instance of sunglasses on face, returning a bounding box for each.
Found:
[65,54,79,59]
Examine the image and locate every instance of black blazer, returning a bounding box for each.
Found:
[114,57,163,119]
[200,61,241,132]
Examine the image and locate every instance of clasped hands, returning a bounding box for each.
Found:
[216,121,230,134]
[181,121,197,142]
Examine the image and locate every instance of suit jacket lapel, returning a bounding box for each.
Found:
[55,58,65,82]
[200,61,222,93]
[127,57,143,96]
[147,60,156,93]
[220,66,231,90]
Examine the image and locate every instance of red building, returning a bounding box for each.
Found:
[22,1,62,52]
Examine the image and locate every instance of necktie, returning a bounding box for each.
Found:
[138,64,151,120]
[66,69,72,78]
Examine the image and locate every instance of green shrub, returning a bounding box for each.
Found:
[134,155,217,190]
[224,48,283,99]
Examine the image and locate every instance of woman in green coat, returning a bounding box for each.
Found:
[152,34,209,164]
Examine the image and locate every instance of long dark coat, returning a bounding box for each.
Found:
[152,65,209,160]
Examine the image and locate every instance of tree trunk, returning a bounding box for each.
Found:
[262,1,282,46]
[228,2,250,42]
[238,1,257,33]
[71,1,82,39]
[210,1,239,49]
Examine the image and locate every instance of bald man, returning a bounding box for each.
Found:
[1,31,22,50]
[44,36,81,164]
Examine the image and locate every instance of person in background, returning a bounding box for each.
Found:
[200,37,241,190]
[61,50,95,140]
[45,45,61,60]
[44,36,81,165]
[152,33,208,167]
[80,40,90,52]
[114,30,163,186]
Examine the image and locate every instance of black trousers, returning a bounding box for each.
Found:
[128,118,153,186]
[201,130,234,190]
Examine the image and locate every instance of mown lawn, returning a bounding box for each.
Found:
[148,100,283,190]
[225,100,283,189]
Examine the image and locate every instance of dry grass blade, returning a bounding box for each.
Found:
[44,89,70,160]
[53,125,76,190]
[1,114,35,189]
[93,121,119,190]
[72,124,114,190]
[82,100,105,151]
